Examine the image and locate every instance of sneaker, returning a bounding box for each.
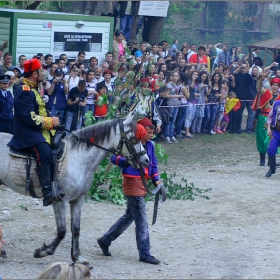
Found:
[177,134,186,139]
[210,129,216,135]
[213,126,217,132]
[139,255,161,265]
[221,128,226,133]
[216,129,224,134]
[97,238,111,256]
[170,136,178,143]
[164,136,172,144]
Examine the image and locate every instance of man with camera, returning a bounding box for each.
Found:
[64,79,87,135]
[45,68,68,118]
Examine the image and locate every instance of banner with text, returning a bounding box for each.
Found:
[138,1,169,17]
[53,32,102,52]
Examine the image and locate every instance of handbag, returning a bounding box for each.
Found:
[167,83,180,106]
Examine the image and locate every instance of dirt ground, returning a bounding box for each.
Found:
[2,131,280,279]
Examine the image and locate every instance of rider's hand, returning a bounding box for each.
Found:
[41,95,49,103]
[52,116,60,128]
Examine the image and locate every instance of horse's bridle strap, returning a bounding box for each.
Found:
[138,163,166,225]
[72,119,146,160]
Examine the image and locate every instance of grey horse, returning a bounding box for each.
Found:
[0,112,150,268]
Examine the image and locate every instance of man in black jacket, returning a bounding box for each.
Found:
[118,1,140,42]
[233,64,255,134]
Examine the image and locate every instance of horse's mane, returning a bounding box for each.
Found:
[69,118,136,150]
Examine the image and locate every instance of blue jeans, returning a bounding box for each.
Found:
[191,117,203,133]
[50,106,65,119]
[84,104,95,115]
[120,14,134,42]
[101,195,151,259]
[64,111,82,136]
[201,105,210,132]
[163,107,178,137]
[175,106,187,135]
[236,101,255,131]
[207,103,219,132]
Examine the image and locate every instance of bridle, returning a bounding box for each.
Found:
[72,118,147,161]
[115,118,147,161]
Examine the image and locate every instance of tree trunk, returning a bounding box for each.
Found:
[199,2,207,43]
[81,1,87,15]
[253,2,265,41]
[148,17,164,45]
[26,1,41,10]
[130,15,140,42]
[88,1,103,16]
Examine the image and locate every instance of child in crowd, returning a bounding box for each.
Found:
[151,70,166,92]
[84,69,96,115]
[191,70,209,135]
[157,86,171,141]
[185,71,200,138]
[221,91,240,132]
[214,79,229,134]
[94,82,108,121]
[165,71,184,143]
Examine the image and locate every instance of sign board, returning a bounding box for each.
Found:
[53,32,102,53]
[138,1,169,17]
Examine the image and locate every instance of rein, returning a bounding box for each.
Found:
[72,119,146,159]
[138,163,166,225]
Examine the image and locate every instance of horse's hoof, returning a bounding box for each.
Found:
[34,244,53,258]
[84,261,94,270]
[75,256,93,270]
[34,248,48,258]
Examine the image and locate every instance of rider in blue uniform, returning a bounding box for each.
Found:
[8,58,64,206]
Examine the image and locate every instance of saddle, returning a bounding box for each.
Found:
[8,131,67,198]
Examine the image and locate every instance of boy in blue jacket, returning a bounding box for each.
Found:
[97,118,162,265]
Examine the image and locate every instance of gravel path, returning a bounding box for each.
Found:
[1,137,280,279]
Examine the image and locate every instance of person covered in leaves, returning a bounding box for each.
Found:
[128,78,162,134]
[252,77,280,167]
[97,118,163,265]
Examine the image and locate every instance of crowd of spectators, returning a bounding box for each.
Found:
[0,35,279,142]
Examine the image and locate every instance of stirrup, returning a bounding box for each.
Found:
[51,181,65,202]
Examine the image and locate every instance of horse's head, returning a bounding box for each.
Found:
[120,111,150,168]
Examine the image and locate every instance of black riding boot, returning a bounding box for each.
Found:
[266,156,276,177]
[260,152,266,166]
[36,164,55,206]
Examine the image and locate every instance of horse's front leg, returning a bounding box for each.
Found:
[34,200,67,258]
[70,197,92,269]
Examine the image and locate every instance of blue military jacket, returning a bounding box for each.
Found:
[0,90,13,120]
[8,79,54,150]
